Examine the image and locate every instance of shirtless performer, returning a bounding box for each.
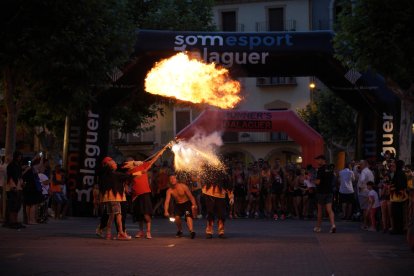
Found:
[164,174,197,239]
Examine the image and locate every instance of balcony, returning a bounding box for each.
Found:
[256,77,297,87]
[255,19,297,32]
[217,23,246,32]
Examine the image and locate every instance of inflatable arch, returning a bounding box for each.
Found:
[119,30,400,161]
[175,109,324,167]
[64,30,400,215]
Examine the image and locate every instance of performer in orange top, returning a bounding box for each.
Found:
[124,144,171,239]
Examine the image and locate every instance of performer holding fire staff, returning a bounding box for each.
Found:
[163,173,197,239]
[123,143,171,239]
[202,167,234,239]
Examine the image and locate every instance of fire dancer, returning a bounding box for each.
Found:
[124,144,170,239]
[202,167,234,239]
[98,157,132,240]
[163,173,197,239]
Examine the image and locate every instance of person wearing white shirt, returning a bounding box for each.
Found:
[338,163,355,220]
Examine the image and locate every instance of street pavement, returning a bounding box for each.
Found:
[1,215,413,276]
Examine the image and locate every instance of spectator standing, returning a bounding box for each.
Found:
[271,163,286,220]
[231,162,246,218]
[153,161,172,216]
[22,158,43,225]
[367,181,381,231]
[50,165,68,219]
[389,160,408,234]
[5,151,24,229]
[313,155,336,233]
[0,156,7,220]
[189,172,203,219]
[338,163,355,220]
[260,162,272,218]
[246,165,260,218]
[358,160,375,229]
[379,172,392,233]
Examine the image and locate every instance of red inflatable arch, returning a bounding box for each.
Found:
[176,109,324,167]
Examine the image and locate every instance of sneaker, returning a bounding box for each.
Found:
[176,231,184,238]
[135,230,144,238]
[190,232,196,239]
[254,212,259,218]
[117,233,132,240]
[367,227,376,232]
[206,233,213,239]
[96,225,103,237]
[105,232,112,240]
[246,211,250,218]
[313,227,322,233]
[145,232,152,239]
[281,214,286,220]
[273,214,279,220]
[330,226,337,234]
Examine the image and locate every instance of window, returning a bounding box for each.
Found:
[175,109,192,135]
[221,11,236,31]
[256,77,297,86]
[268,7,284,31]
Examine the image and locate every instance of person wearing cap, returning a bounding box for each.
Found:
[313,155,336,233]
[164,173,197,239]
[98,156,133,240]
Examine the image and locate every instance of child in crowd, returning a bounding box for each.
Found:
[367,181,381,231]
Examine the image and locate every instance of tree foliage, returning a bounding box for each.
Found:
[333,0,414,163]
[0,0,136,157]
[333,0,414,95]
[298,89,357,152]
[110,0,216,133]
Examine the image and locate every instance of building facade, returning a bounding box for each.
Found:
[111,0,340,167]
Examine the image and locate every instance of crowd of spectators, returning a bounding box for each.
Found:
[146,154,413,236]
[1,151,69,229]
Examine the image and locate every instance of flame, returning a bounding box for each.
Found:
[145,53,241,109]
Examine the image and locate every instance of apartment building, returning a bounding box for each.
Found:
[111,0,338,167]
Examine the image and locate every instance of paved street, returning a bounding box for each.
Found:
[1,216,413,276]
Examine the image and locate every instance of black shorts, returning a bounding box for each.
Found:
[234,186,246,197]
[7,191,22,212]
[339,192,354,204]
[133,193,153,221]
[174,200,192,218]
[204,195,226,221]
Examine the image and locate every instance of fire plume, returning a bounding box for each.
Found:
[145,53,241,109]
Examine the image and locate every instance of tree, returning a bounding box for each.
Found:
[110,0,216,134]
[0,0,136,160]
[333,0,414,163]
[297,89,357,161]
